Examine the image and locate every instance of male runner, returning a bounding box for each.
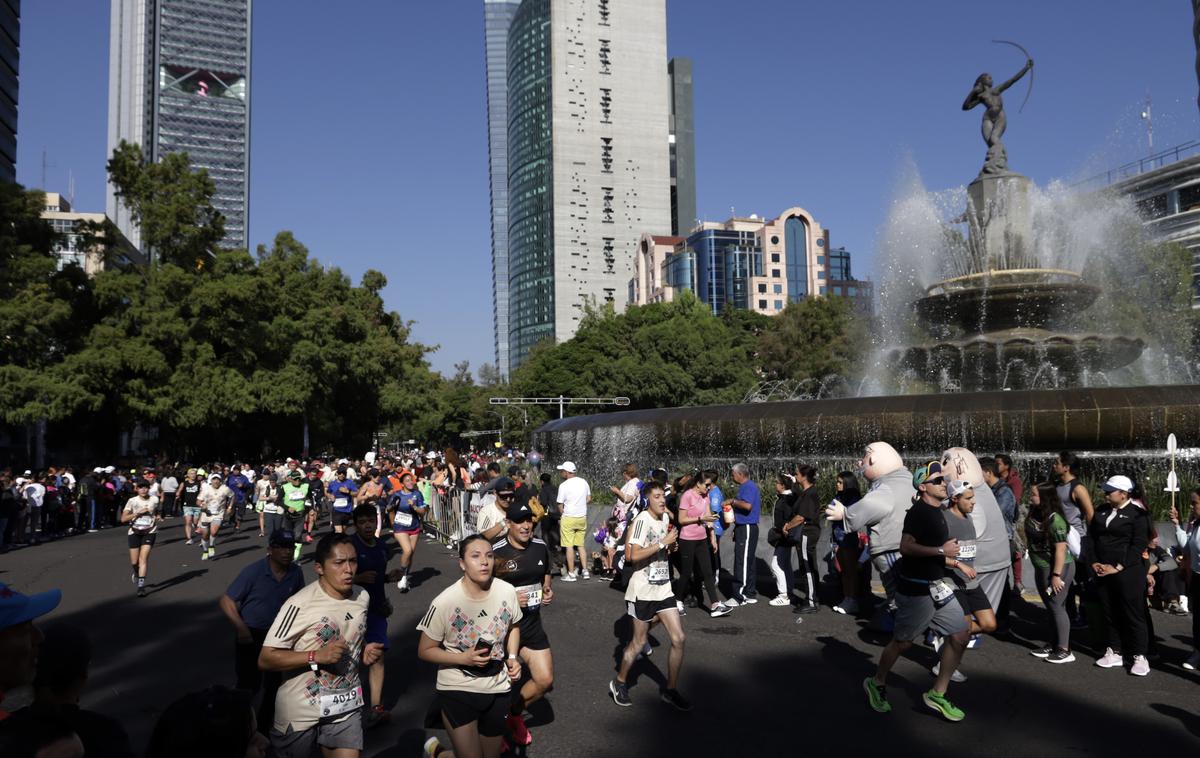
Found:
[351,505,401,728]
[610,482,690,711]
[492,501,554,747]
[327,468,358,535]
[198,474,234,560]
[934,479,996,683]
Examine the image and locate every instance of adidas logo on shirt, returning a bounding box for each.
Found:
[345,613,354,621]
[478,609,488,618]
[537,560,544,566]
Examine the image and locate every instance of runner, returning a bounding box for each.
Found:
[197,474,234,561]
[934,479,997,683]
[258,533,382,758]
[609,481,691,711]
[355,469,385,539]
[303,467,325,544]
[278,470,309,561]
[327,468,358,535]
[255,470,279,538]
[219,529,305,733]
[351,505,402,729]
[863,461,970,722]
[417,534,523,758]
[178,469,202,545]
[120,480,160,598]
[492,501,554,747]
[227,464,252,531]
[388,472,428,593]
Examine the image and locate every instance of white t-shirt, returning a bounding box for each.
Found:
[616,477,640,518]
[416,578,522,695]
[476,500,507,538]
[123,495,159,535]
[161,476,179,494]
[264,582,370,733]
[23,483,45,508]
[556,477,591,518]
[199,483,234,515]
[624,510,673,602]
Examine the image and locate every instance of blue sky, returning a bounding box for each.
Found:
[16,1,1199,376]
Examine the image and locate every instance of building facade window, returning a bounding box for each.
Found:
[785,215,809,302]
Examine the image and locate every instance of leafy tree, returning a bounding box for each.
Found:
[755,296,869,391]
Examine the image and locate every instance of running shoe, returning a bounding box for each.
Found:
[832,597,859,615]
[1095,648,1123,668]
[742,596,758,605]
[635,642,652,660]
[660,688,692,712]
[675,600,687,616]
[709,603,732,618]
[580,569,590,580]
[966,634,982,649]
[423,736,442,757]
[397,576,410,593]
[208,547,215,559]
[863,678,891,713]
[1129,655,1150,676]
[1046,650,1075,664]
[931,662,967,683]
[926,632,944,653]
[1029,645,1054,658]
[137,587,147,598]
[560,572,578,582]
[507,713,533,746]
[768,594,791,606]
[1183,652,1199,671]
[922,689,964,722]
[609,679,632,707]
[200,550,209,561]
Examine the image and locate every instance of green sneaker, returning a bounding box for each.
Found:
[922,689,964,722]
[863,678,891,713]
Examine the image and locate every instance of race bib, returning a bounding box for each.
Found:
[262,503,281,514]
[394,512,414,528]
[647,560,670,585]
[957,543,977,560]
[133,514,155,530]
[318,685,363,718]
[333,497,350,511]
[287,490,304,501]
[930,579,955,607]
[517,583,542,609]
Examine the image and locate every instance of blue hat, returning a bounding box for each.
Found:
[0,583,62,630]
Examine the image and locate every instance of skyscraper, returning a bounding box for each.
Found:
[107,0,252,253]
[0,0,19,184]
[504,0,672,370]
[484,0,522,377]
[668,57,696,238]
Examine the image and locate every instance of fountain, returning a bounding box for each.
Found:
[532,52,1200,484]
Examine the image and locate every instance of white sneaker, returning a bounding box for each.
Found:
[1095,648,1124,668]
[200,550,209,561]
[580,569,590,580]
[931,662,967,683]
[768,594,791,606]
[1130,655,1150,677]
[709,603,732,618]
[396,575,409,592]
[1183,652,1199,671]
[561,572,578,582]
[742,597,758,605]
[833,597,859,615]
[723,598,740,607]
[675,600,687,616]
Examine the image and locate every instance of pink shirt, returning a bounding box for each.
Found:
[679,488,710,541]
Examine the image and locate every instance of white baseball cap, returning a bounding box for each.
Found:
[556,461,577,474]
[1102,475,1134,493]
[425,452,438,460]
[948,480,974,498]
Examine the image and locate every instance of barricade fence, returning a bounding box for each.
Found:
[421,485,483,548]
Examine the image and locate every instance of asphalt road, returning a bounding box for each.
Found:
[2,518,1198,756]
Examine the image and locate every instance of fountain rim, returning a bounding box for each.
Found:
[927,268,1084,295]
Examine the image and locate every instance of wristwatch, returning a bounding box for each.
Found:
[656,542,665,552]
[937,547,944,556]
[307,650,318,672]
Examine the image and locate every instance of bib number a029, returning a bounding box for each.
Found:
[319,685,363,718]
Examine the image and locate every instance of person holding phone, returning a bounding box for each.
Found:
[418,535,522,758]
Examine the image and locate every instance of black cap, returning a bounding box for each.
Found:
[268,529,297,547]
[494,477,516,496]
[506,502,534,521]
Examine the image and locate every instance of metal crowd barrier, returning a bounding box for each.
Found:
[421,485,481,548]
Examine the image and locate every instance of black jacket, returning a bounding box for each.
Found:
[793,486,822,529]
[1088,502,1150,569]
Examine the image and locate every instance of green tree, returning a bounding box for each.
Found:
[755,296,869,391]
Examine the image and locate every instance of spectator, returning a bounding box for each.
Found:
[830,471,866,615]
[1024,483,1075,663]
[1089,475,1151,676]
[1169,489,1200,670]
[1145,530,1185,614]
[0,711,83,758]
[145,686,267,758]
[0,582,63,719]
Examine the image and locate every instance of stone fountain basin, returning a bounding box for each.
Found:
[916,280,1100,333]
[895,329,1146,391]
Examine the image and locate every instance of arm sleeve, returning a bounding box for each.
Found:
[556,484,566,505]
[263,599,307,649]
[225,565,252,604]
[1049,514,1068,544]
[416,601,445,641]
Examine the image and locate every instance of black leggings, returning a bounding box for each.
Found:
[677,537,719,607]
[1096,568,1148,656]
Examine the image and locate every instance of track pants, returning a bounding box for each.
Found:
[1096,566,1148,656]
[733,523,759,601]
[795,527,820,605]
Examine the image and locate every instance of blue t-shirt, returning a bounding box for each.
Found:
[735,480,761,525]
[327,479,358,512]
[352,534,390,615]
[709,486,726,537]
[224,558,305,630]
[390,489,424,531]
[226,473,250,504]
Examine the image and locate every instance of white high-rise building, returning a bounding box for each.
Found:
[107,0,252,253]
[503,0,672,370]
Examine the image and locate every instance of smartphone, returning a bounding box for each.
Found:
[475,638,493,653]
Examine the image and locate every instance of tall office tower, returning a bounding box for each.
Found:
[107,0,251,253]
[505,0,672,370]
[0,0,18,184]
[668,57,695,238]
[484,0,522,377]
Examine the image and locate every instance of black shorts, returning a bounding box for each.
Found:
[128,532,157,549]
[331,510,354,527]
[518,614,550,651]
[626,597,676,623]
[954,586,993,615]
[436,689,509,736]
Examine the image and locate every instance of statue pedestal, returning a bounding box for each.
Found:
[967,173,1033,271]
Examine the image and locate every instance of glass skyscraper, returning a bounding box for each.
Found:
[0,0,18,184]
[107,0,251,252]
[484,0,522,376]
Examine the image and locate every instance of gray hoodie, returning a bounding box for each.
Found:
[843,467,914,556]
[967,483,1012,573]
